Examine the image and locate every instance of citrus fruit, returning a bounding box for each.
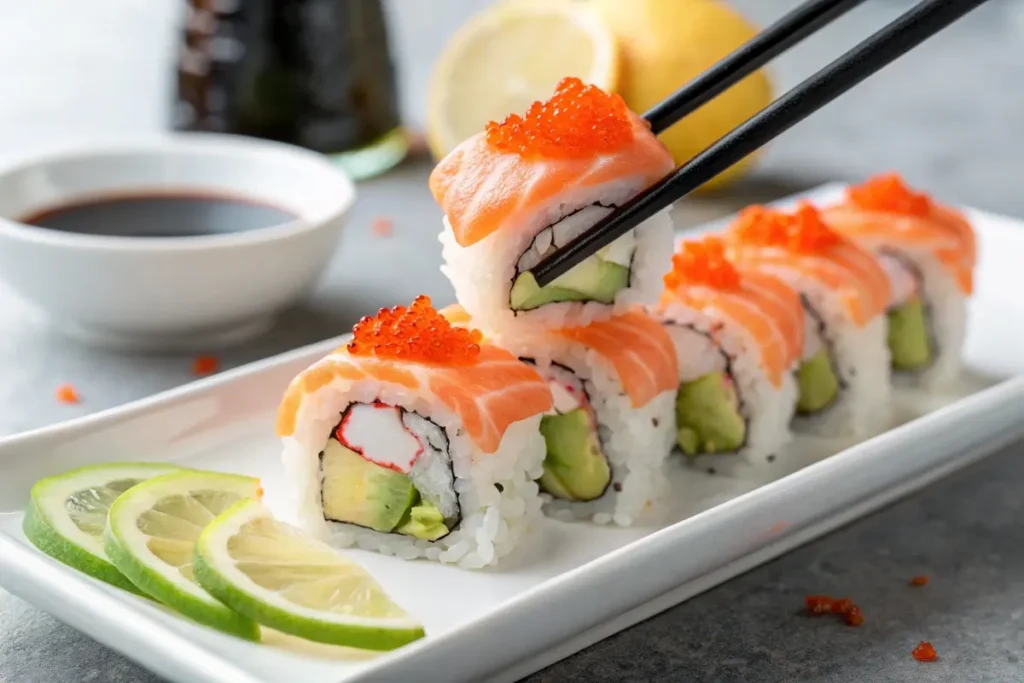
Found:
[22,462,183,594]
[194,499,424,651]
[427,1,618,159]
[103,470,262,640]
[590,0,773,192]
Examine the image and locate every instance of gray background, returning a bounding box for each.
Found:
[2,0,1023,681]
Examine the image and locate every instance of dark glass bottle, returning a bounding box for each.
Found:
[175,0,407,180]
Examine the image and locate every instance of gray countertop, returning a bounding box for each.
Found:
[2,1,1024,681]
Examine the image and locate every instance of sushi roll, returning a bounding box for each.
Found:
[429,77,676,336]
[275,296,554,569]
[724,203,894,438]
[820,173,976,388]
[444,306,678,527]
[652,236,803,476]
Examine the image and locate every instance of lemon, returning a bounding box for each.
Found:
[104,471,262,640]
[22,462,184,594]
[194,499,424,651]
[590,0,774,193]
[426,2,618,159]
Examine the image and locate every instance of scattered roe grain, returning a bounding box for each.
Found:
[665,236,741,291]
[848,173,932,217]
[193,355,220,376]
[485,77,633,159]
[912,641,938,662]
[55,384,81,404]
[347,295,483,365]
[804,595,864,627]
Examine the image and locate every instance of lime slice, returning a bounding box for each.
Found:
[22,462,184,594]
[194,499,425,651]
[104,471,262,640]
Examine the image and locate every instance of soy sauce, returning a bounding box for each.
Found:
[175,0,406,179]
[21,193,296,238]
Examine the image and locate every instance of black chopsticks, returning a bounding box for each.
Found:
[644,0,870,134]
[531,0,989,288]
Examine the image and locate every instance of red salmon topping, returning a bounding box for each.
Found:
[485,77,633,159]
[347,295,483,365]
[847,173,932,217]
[664,236,741,291]
[732,203,843,253]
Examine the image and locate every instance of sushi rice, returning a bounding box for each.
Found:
[497,327,676,526]
[439,187,674,335]
[655,302,800,476]
[282,369,547,569]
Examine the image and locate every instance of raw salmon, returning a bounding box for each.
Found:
[429,79,673,248]
[725,204,893,327]
[555,311,679,408]
[659,236,805,387]
[277,303,553,454]
[821,174,976,295]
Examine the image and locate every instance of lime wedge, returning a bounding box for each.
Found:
[193,499,425,651]
[23,462,184,594]
[104,471,262,640]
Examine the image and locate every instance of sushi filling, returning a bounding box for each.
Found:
[878,251,935,371]
[320,402,460,541]
[528,362,612,502]
[667,325,747,456]
[796,297,844,415]
[509,203,636,311]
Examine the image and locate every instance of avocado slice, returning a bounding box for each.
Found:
[537,408,611,501]
[796,348,840,414]
[888,299,932,370]
[320,440,416,532]
[396,502,450,541]
[509,257,629,311]
[675,371,746,455]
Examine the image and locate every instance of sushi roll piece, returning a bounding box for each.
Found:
[275,296,554,569]
[652,236,803,476]
[820,173,976,388]
[444,305,678,526]
[725,203,894,438]
[429,77,676,336]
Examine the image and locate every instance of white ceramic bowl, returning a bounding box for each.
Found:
[0,133,355,351]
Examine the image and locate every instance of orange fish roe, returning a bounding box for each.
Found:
[912,641,938,662]
[55,384,80,404]
[371,216,393,238]
[347,295,483,365]
[485,77,633,159]
[804,595,864,626]
[732,203,843,253]
[847,173,932,217]
[193,355,220,376]
[664,236,741,291]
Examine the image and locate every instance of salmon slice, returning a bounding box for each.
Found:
[820,174,976,295]
[429,112,673,248]
[737,269,806,366]
[658,236,805,386]
[276,346,553,454]
[725,205,893,327]
[821,203,975,295]
[555,311,679,408]
[664,286,789,387]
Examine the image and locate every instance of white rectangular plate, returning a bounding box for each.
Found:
[1,185,1022,683]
